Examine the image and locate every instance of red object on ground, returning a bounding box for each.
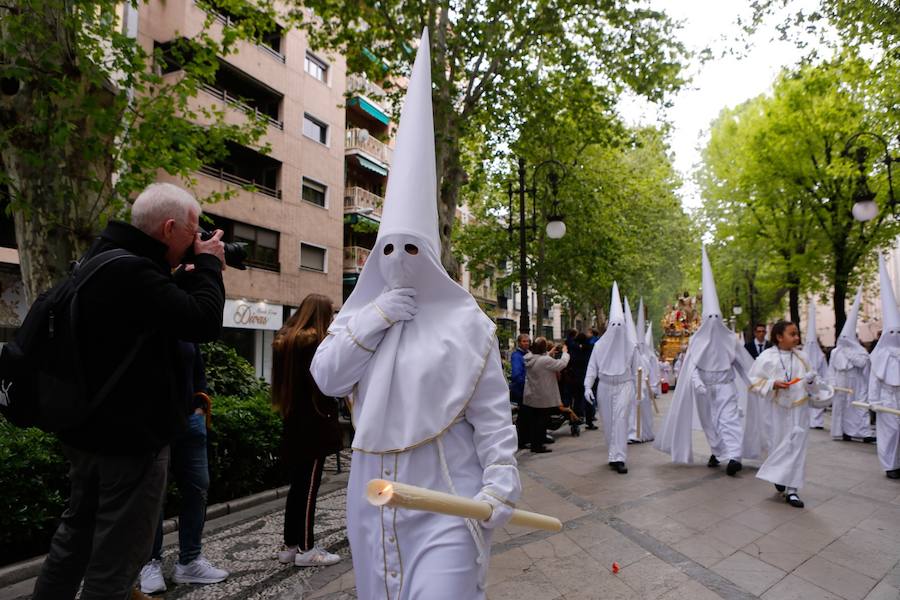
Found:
[611,562,620,574]
[661,382,669,393]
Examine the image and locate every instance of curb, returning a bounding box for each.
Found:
[0,484,293,588]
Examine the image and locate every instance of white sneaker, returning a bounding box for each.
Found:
[277,545,299,564]
[294,546,341,567]
[172,555,229,585]
[139,559,166,594]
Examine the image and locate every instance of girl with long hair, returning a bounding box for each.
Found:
[272,293,343,566]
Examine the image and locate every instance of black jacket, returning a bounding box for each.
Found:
[58,221,225,455]
[744,339,771,359]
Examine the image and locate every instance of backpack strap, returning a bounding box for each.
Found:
[69,249,154,413]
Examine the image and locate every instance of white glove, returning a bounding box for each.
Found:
[694,381,708,395]
[850,354,868,368]
[804,372,817,385]
[474,491,514,529]
[347,288,417,349]
[584,387,595,403]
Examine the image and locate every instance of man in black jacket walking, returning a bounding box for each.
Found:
[32,182,226,600]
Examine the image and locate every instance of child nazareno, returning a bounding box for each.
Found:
[746,320,834,508]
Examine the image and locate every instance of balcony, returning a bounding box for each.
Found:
[196,0,286,63]
[199,165,281,199]
[345,128,392,170]
[344,187,383,218]
[347,74,387,102]
[200,83,283,130]
[346,75,392,127]
[198,140,281,199]
[343,246,371,273]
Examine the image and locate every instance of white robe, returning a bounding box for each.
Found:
[828,351,873,439]
[870,353,900,472]
[312,331,520,599]
[628,351,655,442]
[747,348,830,490]
[586,350,638,463]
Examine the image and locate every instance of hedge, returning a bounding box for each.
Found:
[0,342,284,566]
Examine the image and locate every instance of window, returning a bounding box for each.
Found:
[300,243,327,272]
[205,215,280,271]
[303,114,328,144]
[301,177,327,207]
[304,53,328,82]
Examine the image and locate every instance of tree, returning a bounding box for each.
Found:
[697,52,900,333]
[1,0,276,302]
[295,0,688,274]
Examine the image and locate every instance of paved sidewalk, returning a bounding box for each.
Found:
[3,392,898,599]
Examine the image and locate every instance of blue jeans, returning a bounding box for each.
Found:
[151,413,210,565]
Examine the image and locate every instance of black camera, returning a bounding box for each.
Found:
[183,228,248,270]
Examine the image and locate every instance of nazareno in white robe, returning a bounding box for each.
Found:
[745,348,833,490]
[828,344,874,440]
[870,348,900,472]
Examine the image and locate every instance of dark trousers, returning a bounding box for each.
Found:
[571,382,596,424]
[33,445,169,600]
[526,406,556,450]
[283,456,325,551]
[151,413,209,565]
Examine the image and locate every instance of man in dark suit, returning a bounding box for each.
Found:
[745,323,771,359]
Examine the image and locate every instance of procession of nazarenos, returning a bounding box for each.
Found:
[4,2,900,598]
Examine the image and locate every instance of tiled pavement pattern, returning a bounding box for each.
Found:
[3,393,898,599]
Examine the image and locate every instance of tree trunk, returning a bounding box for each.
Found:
[787,271,801,324]
[833,268,849,340]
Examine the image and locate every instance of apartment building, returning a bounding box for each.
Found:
[138,0,347,379]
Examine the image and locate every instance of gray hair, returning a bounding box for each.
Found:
[131,183,201,235]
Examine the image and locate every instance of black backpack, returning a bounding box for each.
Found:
[0,249,145,432]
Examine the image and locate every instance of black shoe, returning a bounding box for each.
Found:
[615,463,628,474]
[531,446,552,453]
[812,426,824,430]
[863,437,876,444]
[785,493,804,508]
[544,435,556,444]
[518,442,530,449]
[842,433,852,441]
[886,469,900,479]
[628,439,638,445]
[586,424,599,430]
[707,455,720,468]
[774,484,786,492]
[726,460,743,476]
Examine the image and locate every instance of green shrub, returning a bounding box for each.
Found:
[201,341,269,399]
[207,391,284,505]
[0,422,68,565]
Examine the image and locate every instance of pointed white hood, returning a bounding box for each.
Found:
[872,254,900,386]
[832,285,868,370]
[624,296,639,348]
[636,297,646,350]
[592,282,634,376]
[804,296,827,376]
[327,28,494,453]
[376,28,440,256]
[691,246,735,370]
[645,323,655,354]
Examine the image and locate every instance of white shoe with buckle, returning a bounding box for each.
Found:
[277,545,299,564]
[139,559,166,594]
[172,555,229,584]
[294,546,341,567]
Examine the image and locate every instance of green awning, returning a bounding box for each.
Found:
[348,96,390,126]
[354,155,389,176]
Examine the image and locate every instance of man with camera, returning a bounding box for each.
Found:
[32,183,226,600]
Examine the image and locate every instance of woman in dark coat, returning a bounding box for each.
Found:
[271,293,343,567]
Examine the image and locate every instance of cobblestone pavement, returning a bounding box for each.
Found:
[4,393,899,599]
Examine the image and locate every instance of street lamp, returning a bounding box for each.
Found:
[507,157,567,334]
[842,132,898,222]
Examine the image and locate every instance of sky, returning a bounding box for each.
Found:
[617,0,825,211]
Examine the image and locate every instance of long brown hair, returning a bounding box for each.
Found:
[271,293,333,416]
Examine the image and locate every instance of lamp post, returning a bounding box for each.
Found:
[507,157,567,335]
[842,132,898,222]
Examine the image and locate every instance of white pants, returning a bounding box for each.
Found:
[695,373,742,461]
[597,375,634,463]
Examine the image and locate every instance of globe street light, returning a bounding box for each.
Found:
[842,132,898,222]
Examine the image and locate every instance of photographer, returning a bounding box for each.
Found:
[32,183,226,600]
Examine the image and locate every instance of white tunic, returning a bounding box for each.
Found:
[870,353,900,472]
[747,348,829,490]
[313,331,520,600]
[828,352,874,439]
[586,350,638,463]
[628,352,655,442]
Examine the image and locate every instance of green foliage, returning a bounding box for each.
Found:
[0,422,68,565]
[206,390,283,505]
[698,50,900,333]
[201,341,269,399]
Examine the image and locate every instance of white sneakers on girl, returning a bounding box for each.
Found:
[294,546,341,567]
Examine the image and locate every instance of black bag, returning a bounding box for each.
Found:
[0,249,144,431]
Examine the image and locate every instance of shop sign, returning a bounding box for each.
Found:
[223,299,282,331]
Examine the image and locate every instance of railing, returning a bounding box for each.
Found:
[200,83,284,130]
[347,74,386,100]
[194,0,286,63]
[345,128,392,166]
[343,186,383,217]
[198,165,281,199]
[257,42,286,64]
[343,246,371,273]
